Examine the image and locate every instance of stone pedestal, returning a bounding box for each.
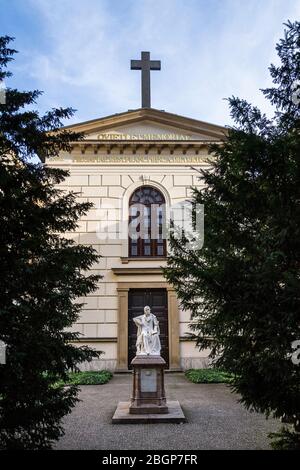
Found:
[129,355,168,414]
[112,355,186,423]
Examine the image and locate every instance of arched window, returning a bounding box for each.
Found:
[129,186,166,257]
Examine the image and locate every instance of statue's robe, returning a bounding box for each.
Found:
[133,313,161,355]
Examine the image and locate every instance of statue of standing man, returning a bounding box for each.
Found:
[133,306,161,356]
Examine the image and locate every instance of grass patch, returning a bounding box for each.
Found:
[56,370,113,387]
[185,368,233,384]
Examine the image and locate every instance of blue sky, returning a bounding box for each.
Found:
[1,0,299,127]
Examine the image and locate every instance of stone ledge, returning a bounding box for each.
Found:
[112,400,186,424]
[120,256,167,264]
[112,267,164,275]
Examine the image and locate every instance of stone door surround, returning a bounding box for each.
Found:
[116,282,180,371]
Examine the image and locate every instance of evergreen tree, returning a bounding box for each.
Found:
[165,21,300,448]
[0,36,101,449]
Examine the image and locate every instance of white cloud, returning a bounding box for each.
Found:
[23,0,300,126]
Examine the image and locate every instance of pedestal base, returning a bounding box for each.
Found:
[112,401,186,424]
[129,403,168,414]
[112,354,186,423]
[129,355,168,415]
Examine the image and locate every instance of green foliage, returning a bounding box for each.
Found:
[164,21,300,449]
[185,368,233,384]
[0,37,102,449]
[56,371,113,387]
[269,427,300,450]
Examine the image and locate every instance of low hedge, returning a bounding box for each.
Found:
[56,370,113,387]
[185,368,233,384]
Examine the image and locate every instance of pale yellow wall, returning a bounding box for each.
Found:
[73,342,117,371]
[180,342,212,369]
[49,147,210,370]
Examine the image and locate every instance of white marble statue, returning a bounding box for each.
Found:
[133,306,161,355]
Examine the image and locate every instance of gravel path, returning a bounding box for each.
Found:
[55,373,280,450]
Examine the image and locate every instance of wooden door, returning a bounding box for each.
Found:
[128,289,169,369]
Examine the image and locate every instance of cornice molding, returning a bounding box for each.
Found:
[62,108,228,140]
[74,140,221,147]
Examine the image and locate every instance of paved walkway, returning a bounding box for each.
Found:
[56,373,280,450]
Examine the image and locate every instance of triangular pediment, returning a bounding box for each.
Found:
[88,121,213,141]
[63,108,227,141]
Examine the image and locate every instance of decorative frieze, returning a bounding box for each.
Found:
[68,154,211,164]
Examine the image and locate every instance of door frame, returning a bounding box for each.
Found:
[127,287,169,369]
[116,282,180,371]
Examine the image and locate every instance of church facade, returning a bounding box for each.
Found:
[46,107,226,371]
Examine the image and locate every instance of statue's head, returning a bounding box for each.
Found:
[144,305,151,317]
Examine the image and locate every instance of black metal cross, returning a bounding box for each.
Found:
[131,51,161,108]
